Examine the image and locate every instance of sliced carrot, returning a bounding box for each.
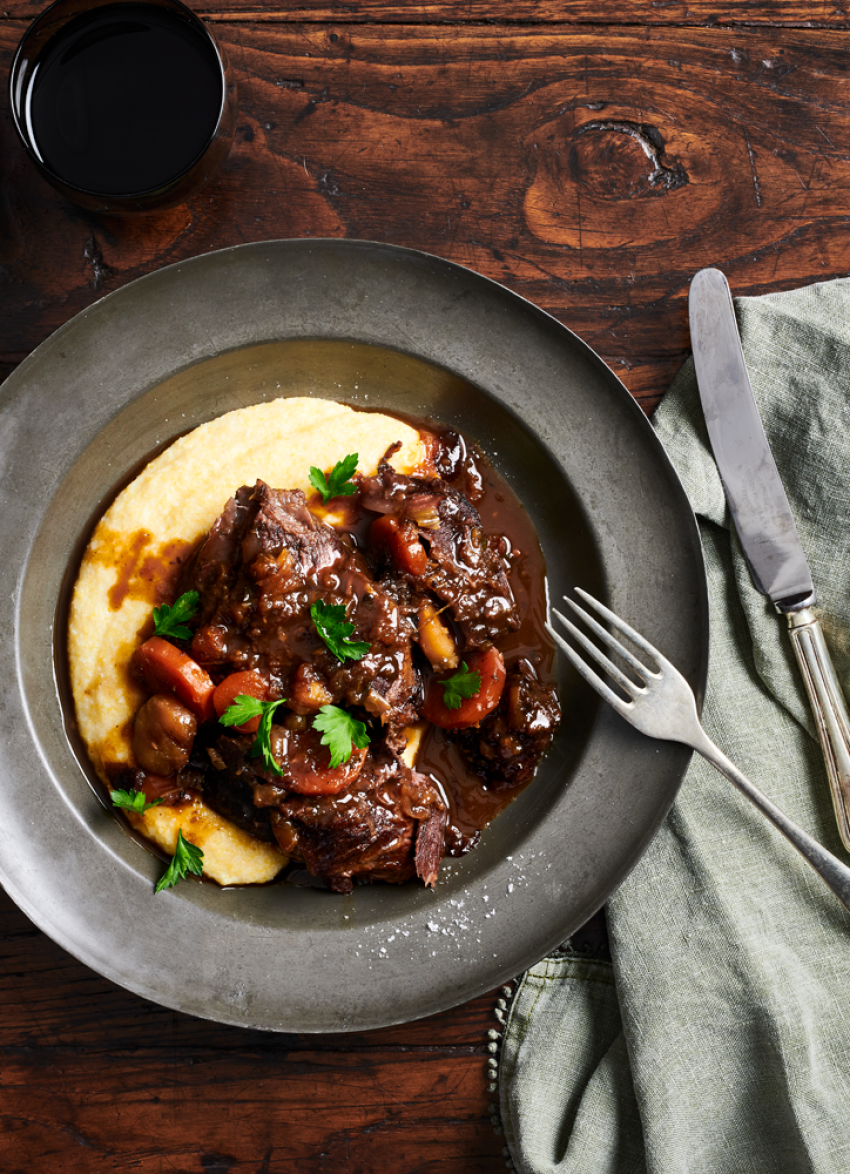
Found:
[280,727,367,795]
[422,646,506,730]
[369,515,428,577]
[132,636,215,723]
[213,670,269,733]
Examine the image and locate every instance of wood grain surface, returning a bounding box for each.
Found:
[4,20,850,411]
[3,2,850,22]
[0,1,846,1169]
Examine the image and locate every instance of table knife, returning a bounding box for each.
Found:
[689,266,850,852]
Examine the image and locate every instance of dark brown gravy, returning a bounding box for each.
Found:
[100,529,194,611]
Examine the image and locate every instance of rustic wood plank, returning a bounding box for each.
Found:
[3,1,850,25]
[3,23,850,411]
[0,1049,504,1171]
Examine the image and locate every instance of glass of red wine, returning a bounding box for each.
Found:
[9,0,236,214]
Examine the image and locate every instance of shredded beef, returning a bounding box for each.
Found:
[201,770,278,844]
[414,806,448,887]
[359,459,519,647]
[268,748,443,892]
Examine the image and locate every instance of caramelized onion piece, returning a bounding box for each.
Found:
[288,663,333,714]
[417,600,458,672]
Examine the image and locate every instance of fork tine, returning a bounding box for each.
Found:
[563,595,655,682]
[545,618,634,720]
[574,587,675,674]
[550,607,641,697]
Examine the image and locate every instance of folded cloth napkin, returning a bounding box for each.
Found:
[498,278,850,1174]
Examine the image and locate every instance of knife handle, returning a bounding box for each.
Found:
[787,607,850,852]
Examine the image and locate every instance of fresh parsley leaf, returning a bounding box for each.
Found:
[152,590,200,641]
[439,662,482,711]
[218,694,266,728]
[110,788,164,814]
[155,829,204,894]
[310,600,370,662]
[313,705,370,768]
[309,453,359,504]
[219,695,287,777]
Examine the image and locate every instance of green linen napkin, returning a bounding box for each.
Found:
[498,279,850,1173]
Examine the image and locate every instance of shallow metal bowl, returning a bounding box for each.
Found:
[0,240,707,1031]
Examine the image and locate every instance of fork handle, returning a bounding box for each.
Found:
[785,607,850,854]
[689,727,850,915]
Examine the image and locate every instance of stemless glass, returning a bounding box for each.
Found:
[9,0,237,214]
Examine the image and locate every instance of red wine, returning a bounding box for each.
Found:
[25,3,223,196]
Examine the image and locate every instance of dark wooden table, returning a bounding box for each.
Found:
[1,2,848,1168]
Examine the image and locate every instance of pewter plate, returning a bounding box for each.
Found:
[0,240,707,1032]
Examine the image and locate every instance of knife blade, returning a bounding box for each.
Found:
[689,267,814,607]
[689,266,850,852]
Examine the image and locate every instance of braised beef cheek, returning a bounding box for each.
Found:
[152,433,560,891]
[359,458,520,648]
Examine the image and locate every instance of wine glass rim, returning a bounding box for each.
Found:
[8,0,231,203]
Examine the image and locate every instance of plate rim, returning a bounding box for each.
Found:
[0,238,708,1031]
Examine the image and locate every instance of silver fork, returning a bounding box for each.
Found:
[547,588,850,915]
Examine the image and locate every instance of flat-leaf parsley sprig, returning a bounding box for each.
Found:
[219,695,288,776]
[312,705,370,768]
[311,600,370,663]
[439,662,482,710]
[152,590,200,641]
[155,830,204,894]
[110,788,165,814]
[309,453,359,504]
